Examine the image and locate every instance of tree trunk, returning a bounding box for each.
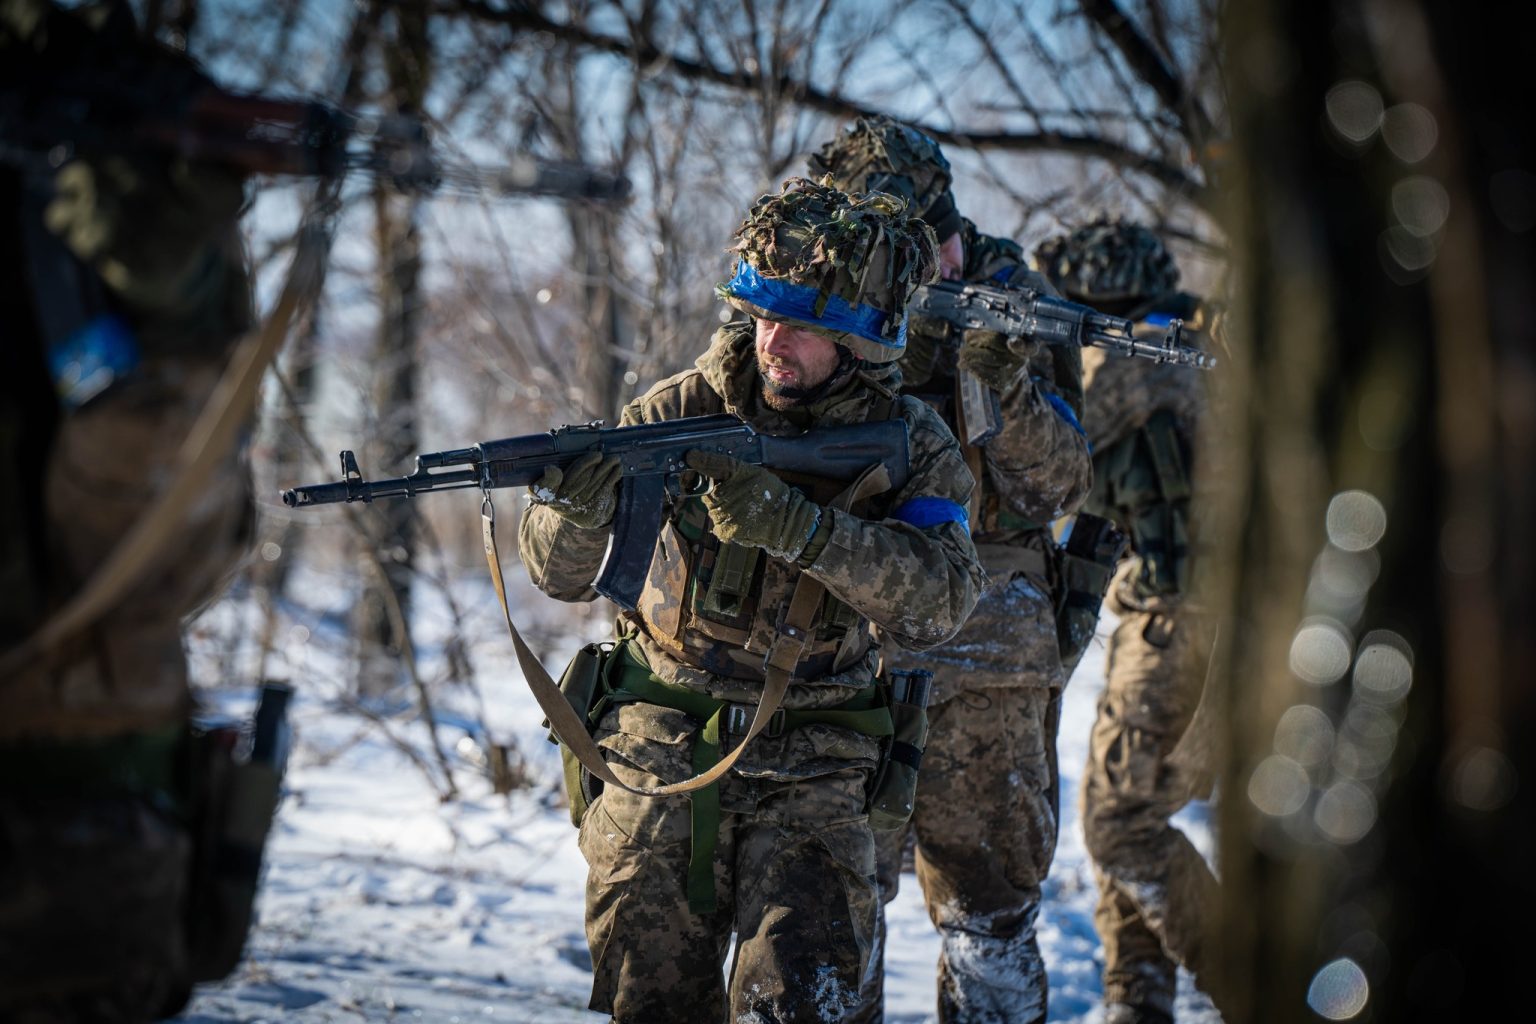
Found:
[354,0,431,698]
[1213,1,1534,1019]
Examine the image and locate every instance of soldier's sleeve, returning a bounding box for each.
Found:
[981,341,1093,523]
[801,398,984,649]
[516,399,647,602]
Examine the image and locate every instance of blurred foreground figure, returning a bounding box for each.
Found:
[813,117,1093,1024]
[518,178,983,1021]
[1033,219,1226,1024]
[1,2,258,1019]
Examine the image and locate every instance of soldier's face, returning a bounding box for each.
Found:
[756,318,842,409]
[939,231,965,281]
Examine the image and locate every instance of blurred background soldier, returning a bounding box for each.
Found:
[1,1,256,1019]
[812,117,1092,1024]
[1032,217,1226,1024]
[518,178,983,1022]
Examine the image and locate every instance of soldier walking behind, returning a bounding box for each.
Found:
[1032,218,1227,1024]
[517,177,984,1022]
[1,1,258,1019]
[811,117,1093,1024]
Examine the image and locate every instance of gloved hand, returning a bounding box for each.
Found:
[44,154,247,312]
[528,451,623,529]
[685,450,824,561]
[899,316,948,388]
[956,328,1033,393]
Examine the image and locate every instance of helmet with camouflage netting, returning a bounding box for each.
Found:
[807,116,963,243]
[1030,215,1181,305]
[716,177,940,364]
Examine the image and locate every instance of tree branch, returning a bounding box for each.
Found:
[431,0,1207,200]
[1077,0,1216,147]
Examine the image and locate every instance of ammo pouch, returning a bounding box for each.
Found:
[185,682,292,982]
[547,641,617,827]
[1054,513,1130,676]
[867,668,933,832]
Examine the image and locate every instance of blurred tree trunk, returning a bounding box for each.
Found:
[355,0,431,697]
[1213,0,1533,1019]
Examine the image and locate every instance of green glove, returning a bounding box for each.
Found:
[685,450,824,561]
[956,328,1033,393]
[529,451,623,529]
[899,317,948,388]
[44,154,247,313]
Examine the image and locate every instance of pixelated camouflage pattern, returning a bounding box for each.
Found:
[807,116,961,241]
[520,322,983,734]
[579,723,876,1021]
[1081,595,1223,1018]
[884,220,1091,696]
[521,317,980,1018]
[1030,216,1181,306]
[717,177,939,363]
[852,686,1058,1024]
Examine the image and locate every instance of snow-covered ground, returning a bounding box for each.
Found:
[174,559,1220,1024]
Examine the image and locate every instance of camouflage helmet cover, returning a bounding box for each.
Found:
[717,176,940,363]
[807,116,963,243]
[1030,215,1181,304]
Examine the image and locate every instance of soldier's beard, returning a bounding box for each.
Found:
[758,348,855,411]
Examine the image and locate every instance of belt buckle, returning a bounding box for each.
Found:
[724,703,786,739]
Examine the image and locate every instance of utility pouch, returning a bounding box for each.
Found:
[867,668,933,832]
[1055,513,1130,676]
[547,641,615,827]
[185,682,292,982]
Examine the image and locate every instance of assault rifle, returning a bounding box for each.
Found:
[1,68,630,202]
[282,415,909,610]
[909,279,1217,445]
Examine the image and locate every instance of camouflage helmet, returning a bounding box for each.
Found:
[807,116,963,243]
[1030,215,1181,304]
[716,177,940,363]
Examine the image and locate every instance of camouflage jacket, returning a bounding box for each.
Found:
[1082,294,1213,607]
[519,321,983,775]
[902,218,1092,542]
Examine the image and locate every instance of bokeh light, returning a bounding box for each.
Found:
[1326,491,1388,551]
[1392,176,1450,236]
[1381,103,1438,163]
[1450,746,1518,812]
[1290,619,1354,684]
[1325,81,1383,143]
[1275,704,1335,769]
[1353,640,1413,704]
[1249,754,1311,817]
[1308,957,1370,1019]
[1315,779,1377,843]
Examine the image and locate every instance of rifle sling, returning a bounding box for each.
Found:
[0,201,336,680]
[480,459,894,800]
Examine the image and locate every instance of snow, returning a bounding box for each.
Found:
[174,565,1221,1023]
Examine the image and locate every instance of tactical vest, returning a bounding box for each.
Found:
[1091,407,1194,598]
[627,390,899,683]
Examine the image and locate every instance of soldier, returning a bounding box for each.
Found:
[1031,217,1224,1024]
[518,177,984,1022]
[810,117,1093,1022]
[0,1,256,1020]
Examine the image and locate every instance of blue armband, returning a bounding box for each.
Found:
[891,497,970,530]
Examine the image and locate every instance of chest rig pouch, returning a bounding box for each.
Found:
[1096,408,1193,598]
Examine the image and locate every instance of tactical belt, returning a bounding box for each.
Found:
[602,641,891,912]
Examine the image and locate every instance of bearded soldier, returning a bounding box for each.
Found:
[0,2,256,1019]
[1032,218,1225,1024]
[518,178,984,1022]
[811,118,1093,1023]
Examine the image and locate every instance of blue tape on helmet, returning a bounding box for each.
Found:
[891,496,969,530]
[720,259,907,351]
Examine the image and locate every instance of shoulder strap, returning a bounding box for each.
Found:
[482,461,893,797]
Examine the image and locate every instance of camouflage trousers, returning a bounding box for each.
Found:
[851,685,1060,1024]
[579,722,878,1023]
[1080,602,1219,1018]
